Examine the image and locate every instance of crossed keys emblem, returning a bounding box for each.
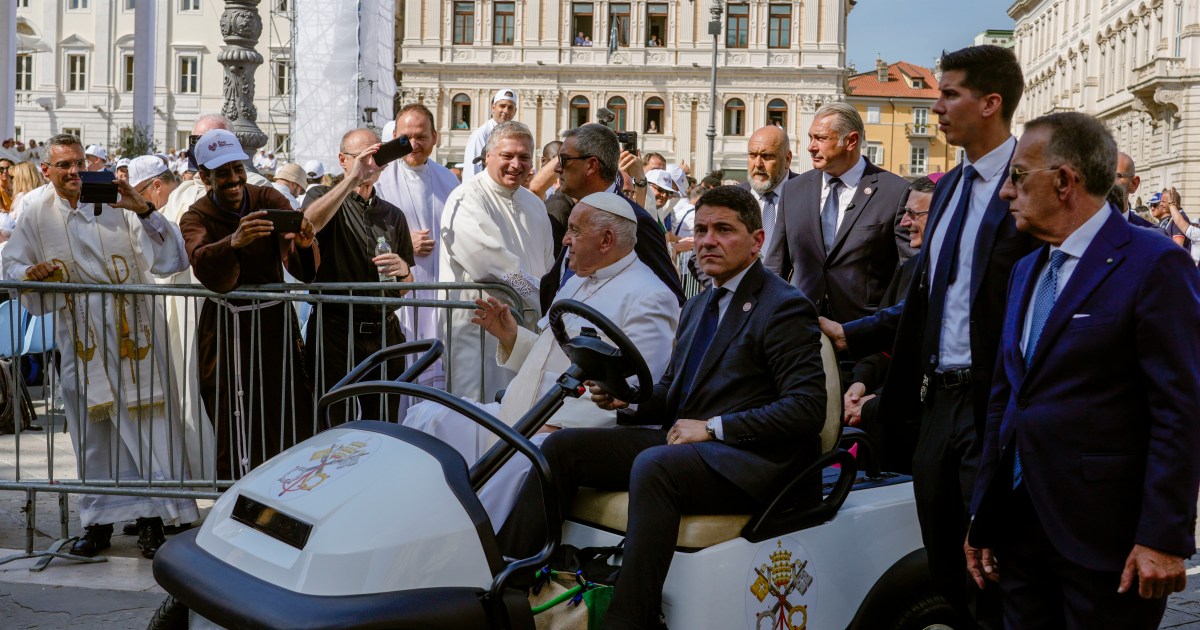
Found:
[276,440,372,497]
[751,541,814,630]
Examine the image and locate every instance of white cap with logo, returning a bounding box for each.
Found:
[128,155,169,189]
[492,89,517,105]
[194,129,249,170]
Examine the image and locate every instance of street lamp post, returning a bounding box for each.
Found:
[706,1,722,176]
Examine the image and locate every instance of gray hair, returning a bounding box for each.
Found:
[192,113,231,135]
[587,207,638,250]
[45,133,83,152]
[484,121,535,156]
[562,123,619,183]
[814,102,865,146]
[1025,112,1117,198]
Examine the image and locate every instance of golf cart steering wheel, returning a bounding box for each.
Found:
[547,299,653,403]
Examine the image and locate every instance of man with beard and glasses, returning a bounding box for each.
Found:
[179,129,320,480]
[739,125,798,261]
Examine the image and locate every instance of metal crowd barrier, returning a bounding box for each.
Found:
[0,280,531,567]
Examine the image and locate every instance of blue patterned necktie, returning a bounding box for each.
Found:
[761,190,778,254]
[1013,249,1069,489]
[821,178,842,253]
[681,287,727,396]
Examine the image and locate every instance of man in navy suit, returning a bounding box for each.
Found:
[821,45,1033,627]
[765,102,912,323]
[739,125,798,261]
[966,112,1200,629]
[500,186,828,629]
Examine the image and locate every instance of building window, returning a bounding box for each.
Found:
[609,3,631,47]
[644,96,664,133]
[912,107,929,133]
[866,105,880,124]
[273,60,290,97]
[767,98,787,128]
[274,0,290,11]
[1174,2,1183,57]
[864,143,884,165]
[176,130,191,152]
[67,0,89,10]
[452,93,471,129]
[723,98,745,136]
[570,95,590,129]
[122,54,135,92]
[66,54,87,92]
[179,0,200,12]
[726,4,749,48]
[606,96,628,131]
[273,133,291,155]
[955,147,966,166]
[647,3,668,47]
[122,0,135,10]
[178,55,199,94]
[767,4,791,49]
[18,0,29,7]
[910,146,927,176]
[572,3,594,46]
[453,2,474,45]
[493,2,515,45]
[15,54,32,91]
[63,127,82,140]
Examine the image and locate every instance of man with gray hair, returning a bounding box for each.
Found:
[765,101,911,323]
[439,121,554,400]
[740,125,798,260]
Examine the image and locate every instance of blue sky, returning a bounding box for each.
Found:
[847,0,1017,72]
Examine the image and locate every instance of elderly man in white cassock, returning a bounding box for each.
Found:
[375,103,460,390]
[438,120,554,401]
[407,191,679,524]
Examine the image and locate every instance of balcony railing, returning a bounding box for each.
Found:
[900,163,928,177]
[905,123,935,138]
[1132,56,1185,85]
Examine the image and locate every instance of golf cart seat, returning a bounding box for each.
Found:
[568,334,844,549]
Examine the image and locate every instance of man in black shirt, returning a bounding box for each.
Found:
[302,128,416,422]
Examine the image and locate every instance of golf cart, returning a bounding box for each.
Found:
[149,299,961,629]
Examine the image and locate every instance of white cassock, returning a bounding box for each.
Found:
[406,251,680,526]
[3,188,199,528]
[438,171,554,401]
[375,158,460,390]
[460,119,498,186]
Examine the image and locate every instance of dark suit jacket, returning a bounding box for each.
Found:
[764,160,913,322]
[544,190,574,257]
[1126,208,1156,229]
[841,157,1037,471]
[619,260,827,502]
[852,255,918,429]
[539,193,685,314]
[970,211,1200,571]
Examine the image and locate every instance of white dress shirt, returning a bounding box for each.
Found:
[704,262,754,440]
[926,136,1017,370]
[820,157,868,233]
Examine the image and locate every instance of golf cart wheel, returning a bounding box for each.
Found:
[146,595,188,630]
[891,592,963,630]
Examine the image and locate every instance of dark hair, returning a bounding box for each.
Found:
[643,151,666,165]
[909,176,936,194]
[562,123,619,182]
[1106,183,1128,212]
[700,175,722,189]
[939,45,1024,122]
[1023,112,1116,198]
[396,102,436,132]
[696,185,762,232]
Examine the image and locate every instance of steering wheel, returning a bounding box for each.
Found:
[547,299,653,403]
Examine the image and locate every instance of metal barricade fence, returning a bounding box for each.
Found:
[0,280,531,565]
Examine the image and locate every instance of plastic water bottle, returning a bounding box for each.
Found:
[375,236,395,282]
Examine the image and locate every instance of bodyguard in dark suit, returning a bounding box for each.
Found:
[500,186,828,629]
[822,46,1032,628]
[538,123,685,313]
[765,102,912,323]
[739,125,799,262]
[967,112,1200,629]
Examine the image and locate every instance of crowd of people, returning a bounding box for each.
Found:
[2,41,1198,630]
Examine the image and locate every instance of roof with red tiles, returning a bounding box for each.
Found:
[848,61,941,99]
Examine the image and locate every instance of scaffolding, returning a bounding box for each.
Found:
[267,0,297,161]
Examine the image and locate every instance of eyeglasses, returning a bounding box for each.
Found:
[46,160,89,171]
[1008,164,1060,186]
[557,153,594,167]
[0,166,10,175]
[1115,171,1135,179]
[340,150,363,159]
[903,207,930,220]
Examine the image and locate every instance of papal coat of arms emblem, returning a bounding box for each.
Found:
[272,434,381,500]
[746,538,816,629]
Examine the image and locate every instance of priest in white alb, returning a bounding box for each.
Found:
[375,103,460,390]
[408,192,679,525]
[438,120,554,401]
[4,135,199,560]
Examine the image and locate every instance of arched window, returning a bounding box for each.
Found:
[570,96,591,129]
[644,97,664,134]
[451,93,471,130]
[767,98,787,129]
[723,98,745,136]
[606,96,627,131]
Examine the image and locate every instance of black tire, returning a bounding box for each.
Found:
[146,595,189,630]
[890,591,965,630]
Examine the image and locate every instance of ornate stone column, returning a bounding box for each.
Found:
[219,0,267,154]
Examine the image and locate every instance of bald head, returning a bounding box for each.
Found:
[340,128,381,154]
[192,114,230,136]
[1116,151,1140,196]
[747,125,793,194]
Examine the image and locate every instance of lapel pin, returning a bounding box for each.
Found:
[864,187,873,195]
[1106,258,1113,264]
[742,302,752,312]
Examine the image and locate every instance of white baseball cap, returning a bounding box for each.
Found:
[304,159,325,179]
[85,144,107,160]
[194,129,249,170]
[665,164,688,194]
[127,155,169,188]
[645,169,677,194]
[578,191,636,223]
[115,157,130,169]
[492,89,517,105]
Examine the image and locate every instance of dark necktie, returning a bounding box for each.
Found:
[821,178,842,253]
[681,287,727,395]
[921,165,978,370]
[761,191,778,253]
[1013,250,1068,489]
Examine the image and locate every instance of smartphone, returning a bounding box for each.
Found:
[186,134,201,172]
[373,136,413,168]
[616,131,639,155]
[263,209,304,234]
[79,171,119,205]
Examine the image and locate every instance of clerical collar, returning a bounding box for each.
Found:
[588,250,638,282]
[481,170,518,198]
